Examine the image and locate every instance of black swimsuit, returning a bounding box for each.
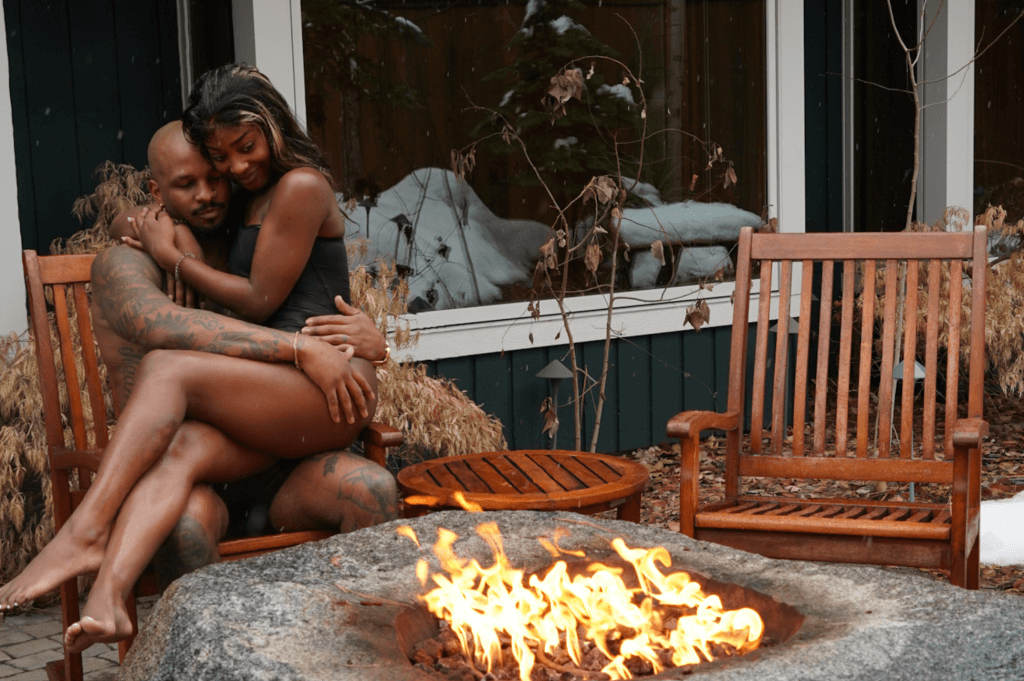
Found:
[228,225,352,332]
[218,224,352,535]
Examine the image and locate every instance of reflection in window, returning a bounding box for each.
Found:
[302,0,766,312]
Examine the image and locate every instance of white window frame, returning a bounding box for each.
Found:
[231,0,806,361]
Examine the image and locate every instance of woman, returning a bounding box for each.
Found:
[0,64,389,651]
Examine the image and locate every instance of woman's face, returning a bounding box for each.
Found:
[204,123,272,192]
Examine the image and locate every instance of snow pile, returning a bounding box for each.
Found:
[342,168,549,310]
[979,490,1024,566]
[343,168,758,310]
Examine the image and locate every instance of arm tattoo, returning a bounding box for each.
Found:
[92,247,295,362]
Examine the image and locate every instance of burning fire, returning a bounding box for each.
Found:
[399,523,763,680]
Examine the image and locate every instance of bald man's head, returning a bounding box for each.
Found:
[147,121,230,232]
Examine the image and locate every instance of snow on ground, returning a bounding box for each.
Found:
[980,490,1024,566]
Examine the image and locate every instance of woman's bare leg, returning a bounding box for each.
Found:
[0,349,376,610]
[66,420,274,652]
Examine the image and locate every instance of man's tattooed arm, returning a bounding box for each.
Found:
[91,246,298,362]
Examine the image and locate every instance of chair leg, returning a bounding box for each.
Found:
[966,537,980,590]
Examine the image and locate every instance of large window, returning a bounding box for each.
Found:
[300,0,767,315]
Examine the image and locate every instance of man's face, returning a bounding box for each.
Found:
[150,142,231,233]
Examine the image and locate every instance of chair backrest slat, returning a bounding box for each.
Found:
[876,261,899,459]
[969,228,988,419]
[791,261,814,454]
[922,259,942,459]
[72,282,109,448]
[749,259,773,453]
[899,261,919,458]
[770,260,793,456]
[944,259,963,455]
[856,259,876,457]
[834,262,855,456]
[813,260,835,454]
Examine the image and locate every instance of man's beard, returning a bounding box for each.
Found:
[188,202,228,235]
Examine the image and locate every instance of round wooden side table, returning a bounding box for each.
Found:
[397,449,649,521]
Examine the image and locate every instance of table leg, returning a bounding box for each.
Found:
[617,492,641,522]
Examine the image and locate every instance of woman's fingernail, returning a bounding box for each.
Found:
[121,236,128,241]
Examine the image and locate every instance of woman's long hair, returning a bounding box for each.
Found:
[182,63,334,189]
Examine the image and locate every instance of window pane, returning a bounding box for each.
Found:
[302,0,766,312]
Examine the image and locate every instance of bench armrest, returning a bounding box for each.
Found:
[666,410,740,439]
[951,417,988,451]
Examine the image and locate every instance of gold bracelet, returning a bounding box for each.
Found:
[293,331,301,370]
[174,252,196,282]
[371,341,391,366]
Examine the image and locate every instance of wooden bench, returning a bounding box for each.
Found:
[23,250,403,681]
[667,226,988,588]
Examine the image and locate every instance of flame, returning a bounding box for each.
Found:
[405,524,763,680]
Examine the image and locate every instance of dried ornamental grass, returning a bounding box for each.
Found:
[864,206,1024,395]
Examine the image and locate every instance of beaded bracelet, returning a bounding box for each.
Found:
[174,252,196,282]
[293,331,302,370]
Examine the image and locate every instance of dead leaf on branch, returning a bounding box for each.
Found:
[685,298,711,332]
[586,62,595,80]
[541,396,559,439]
[540,238,558,269]
[543,68,584,122]
[651,240,666,267]
[585,241,602,276]
[584,175,617,205]
[556,229,567,247]
[689,174,698,192]
[723,166,738,189]
[706,145,724,170]
[450,148,476,182]
[501,124,514,146]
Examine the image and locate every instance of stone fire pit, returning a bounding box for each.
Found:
[116,511,1024,681]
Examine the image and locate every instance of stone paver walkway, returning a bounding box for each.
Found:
[0,596,157,681]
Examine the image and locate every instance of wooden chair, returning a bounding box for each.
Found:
[667,226,988,588]
[22,250,403,681]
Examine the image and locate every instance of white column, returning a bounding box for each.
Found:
[918,1,975,228]
[232,0,307,127]
[0,2,27,339]
[766,0,806,236]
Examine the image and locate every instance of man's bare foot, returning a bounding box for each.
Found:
[64,594,134,653]
[0,520,107,611]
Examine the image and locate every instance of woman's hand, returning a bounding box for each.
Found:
[121,206,182,271]
[296,335,375,424]
[301,296,387,362]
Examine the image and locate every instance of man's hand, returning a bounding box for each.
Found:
[296,336,375,424]
[301,296,387,363]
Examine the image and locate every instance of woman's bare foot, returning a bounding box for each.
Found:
[64,592,134,653]
[0,519,108,611]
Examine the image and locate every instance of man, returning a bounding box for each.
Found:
[98,121,396,586]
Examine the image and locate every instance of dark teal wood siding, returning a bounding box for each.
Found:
[5,0,183,253]
[423,324,760,453]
